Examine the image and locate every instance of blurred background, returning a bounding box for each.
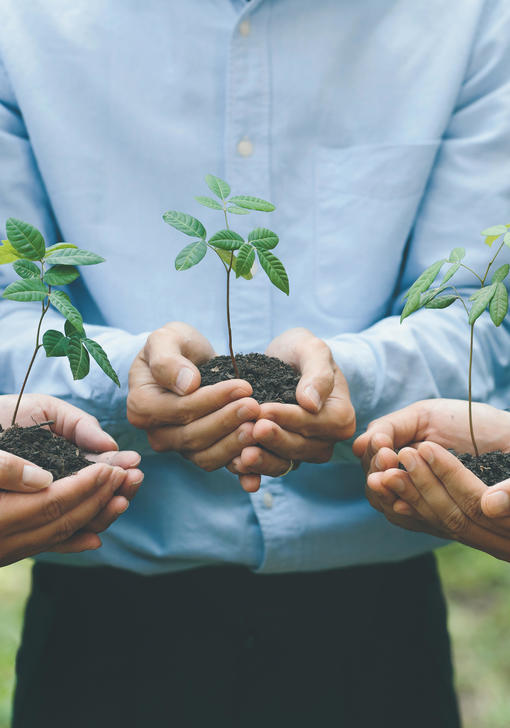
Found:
[1,545,509,727]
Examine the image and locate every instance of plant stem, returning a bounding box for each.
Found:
[468,322,479,457]
[11,271,51,426]
[481,239,505,284]
[222,207,239,377]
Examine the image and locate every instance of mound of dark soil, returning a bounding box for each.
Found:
[0,423,91,480]
[199,353,299,405]
[456,450,510,487]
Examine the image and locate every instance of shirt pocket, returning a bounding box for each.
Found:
[314,142,440,319]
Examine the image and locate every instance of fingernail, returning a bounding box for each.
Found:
[419,444,434,465]
[237,405,253,420]
[392,478,406,494]
[238,429,249,444]
[375,453,383,470]
[399,451,416,472]
[176,367,194,394]
[485,490,510,516]
[305,385,321,410]
[117,498,130,514]
[22,465,53,490]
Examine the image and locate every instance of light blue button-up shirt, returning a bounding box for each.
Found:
[1,0,510,574]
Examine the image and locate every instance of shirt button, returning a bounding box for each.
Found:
[239,20,251,37]
[237,138,254,157]
[263,491,273,509]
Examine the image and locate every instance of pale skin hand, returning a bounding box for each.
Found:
[228,328,356,492]
[127,322,261,475]
[352,399,510,517]
[0,394,144,566]
[365,441,510,562]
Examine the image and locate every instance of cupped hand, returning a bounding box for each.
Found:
[353,399,510,515]
[366,441,510,562]
[127,322,261,471]
[228,328,356,492]
[0,394,143,565]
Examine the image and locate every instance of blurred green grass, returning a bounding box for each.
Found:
[1,547,509,727]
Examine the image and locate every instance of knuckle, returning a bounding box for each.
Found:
[43,496,65,523]
[312,445,334,464]
[171,402,194,427]
[190,452,217,472]
[147,431,168,453]
[53,516,77,543]
[443,507,468,536]
[461,493,483,521]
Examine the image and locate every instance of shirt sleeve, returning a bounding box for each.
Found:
[327,0,510,432]
[0,54,148,451]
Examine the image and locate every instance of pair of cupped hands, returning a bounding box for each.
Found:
[0,324,355,567]
[353,399,510,562]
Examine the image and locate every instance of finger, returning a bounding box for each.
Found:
[41,398,119,453]
[0,450,53,493]
[393,500,420,518]
[86,495,130,533]
[251,419,333,463]
[0,462,118,535]
[111,469,144,501]
[367,446,399,476]
[128,370,253,430]
[86,450,141,469]
[5,466,125,554]
[482,480,510,518]
[142,322,216,394]
[148,397,260,453]
[232,446,291,477]
[381,466,442,528]
[238,474,262,493]
[185,422,257,472]
[366,471,399,511]
[48,532,103,553]
[259,389,354,441]
[293,338,335,413]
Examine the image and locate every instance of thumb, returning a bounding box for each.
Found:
[481,480,510,518]
[0,450,53,492]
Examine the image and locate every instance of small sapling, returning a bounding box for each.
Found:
[401,223,510,456]
[0,218,120,425]
[163,174,289,378]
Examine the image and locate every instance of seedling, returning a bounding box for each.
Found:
[0,218,119,425]
[163,174,289,377]
[401,223,510,456]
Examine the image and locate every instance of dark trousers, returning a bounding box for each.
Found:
[13,554,460,728]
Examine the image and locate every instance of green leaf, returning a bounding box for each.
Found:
[425,295,458,309]
[42,330,69,357]
[419,285,448,306]
[256,249,289,294]
[403,260,445,300]
[2,278,48,302]
[163,211,206,239]
[489,282,509,326]
[481,225,507,237]
[175,240,207,270]
[400,290,421,322]
[45,242,78,255]
[504,232,510,248]
[205,174,230,201]
[6,218,46,260]
[49,290,83,329]
[83,338,120,386]
[441,262,460,285]
[235,244,256,278]
[67,337,90,380]
[43,265,80,286]
[0,239,22,264]
[209,230,244,251]
[448,247,465,263]
[227,206,251,215]
[214,249,253,280]
[485,235,500,247]
[492,264,510,283]
[228,195,276,212]
[195,196,223,210]
[248,228,279,251]
[13,259,40,279]
[468,284,497,325]
[43,248,105,266]
[65,319,85,338]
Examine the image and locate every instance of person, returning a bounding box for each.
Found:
[0,393,143,567]
[354,398,510,561]
[1,2,510,726]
